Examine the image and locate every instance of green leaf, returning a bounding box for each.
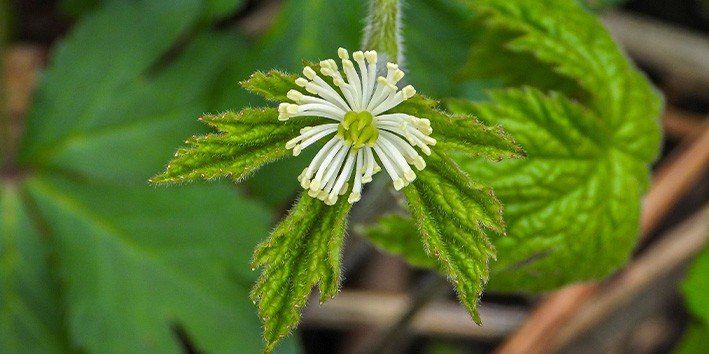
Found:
[251,194,351,353]
[394,95,524,160]
[464,0,662,164]
[150,109,323,184]
[252,0,365,70]
[200,0,246,22]
[682,246,709,324]
[19,0,208,180]
[60,0,246,22]
[0,183,72,354]
[404,0,481,97]
[359,213,438,269]
[26,175,273,353]
[675,323,709,354]
[449,0,662,292]
[402,151,500,323]
[450,88,652,292]
[5,0,300,352]
[460,26,583,97]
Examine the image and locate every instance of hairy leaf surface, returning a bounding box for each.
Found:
[402,152,501,322]
[251,195,351,353]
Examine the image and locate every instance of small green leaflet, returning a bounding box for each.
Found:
[362,95,522,321]
[150,108,322,184]
[402,151,502,323]
[151,71,326,185]
[251,195,351,353]
[451,0,662,292]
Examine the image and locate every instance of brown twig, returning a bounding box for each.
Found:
[601,11,709,94]
[642,121,709,235]
[301,289,528,339]
[553,203,709,352]
[662,108,706,141]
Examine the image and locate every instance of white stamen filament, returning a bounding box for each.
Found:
[281,48,436,204]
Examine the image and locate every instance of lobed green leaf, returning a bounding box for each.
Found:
[401,151,500,323]
[452,0,663,292]
[462,0,662,165]
[251,194,351,353]
[450,88,647,291]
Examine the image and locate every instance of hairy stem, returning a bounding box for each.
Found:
[363,0,402,65]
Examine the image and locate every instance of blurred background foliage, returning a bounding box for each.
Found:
[0,0,707,353]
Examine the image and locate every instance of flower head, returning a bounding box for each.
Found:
[279,48,436,205]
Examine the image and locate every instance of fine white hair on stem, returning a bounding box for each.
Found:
[362,0,405,68]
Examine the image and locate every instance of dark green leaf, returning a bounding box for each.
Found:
[26,175,273,353]
[20,0,202,164]
[251,194,351,353]
[60,0,245,22]
[0,184,72,354]
[460,26,583,97]
[402,151,500,323]
[34,33,240,184]
[252,0,365,70]
[404,0,480,97]
[201,0,246,22]
[6,0,299,352]
[359,213,438,269]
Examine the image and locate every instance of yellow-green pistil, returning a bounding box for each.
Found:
[337,111,379,151]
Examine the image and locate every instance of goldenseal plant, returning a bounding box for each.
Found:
[152,47,524,352]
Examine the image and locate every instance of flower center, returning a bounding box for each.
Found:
[337,111,379,151]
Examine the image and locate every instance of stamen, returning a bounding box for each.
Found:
[279,48,435,205]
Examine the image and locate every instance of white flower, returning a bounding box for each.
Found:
[279,48,436,205]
